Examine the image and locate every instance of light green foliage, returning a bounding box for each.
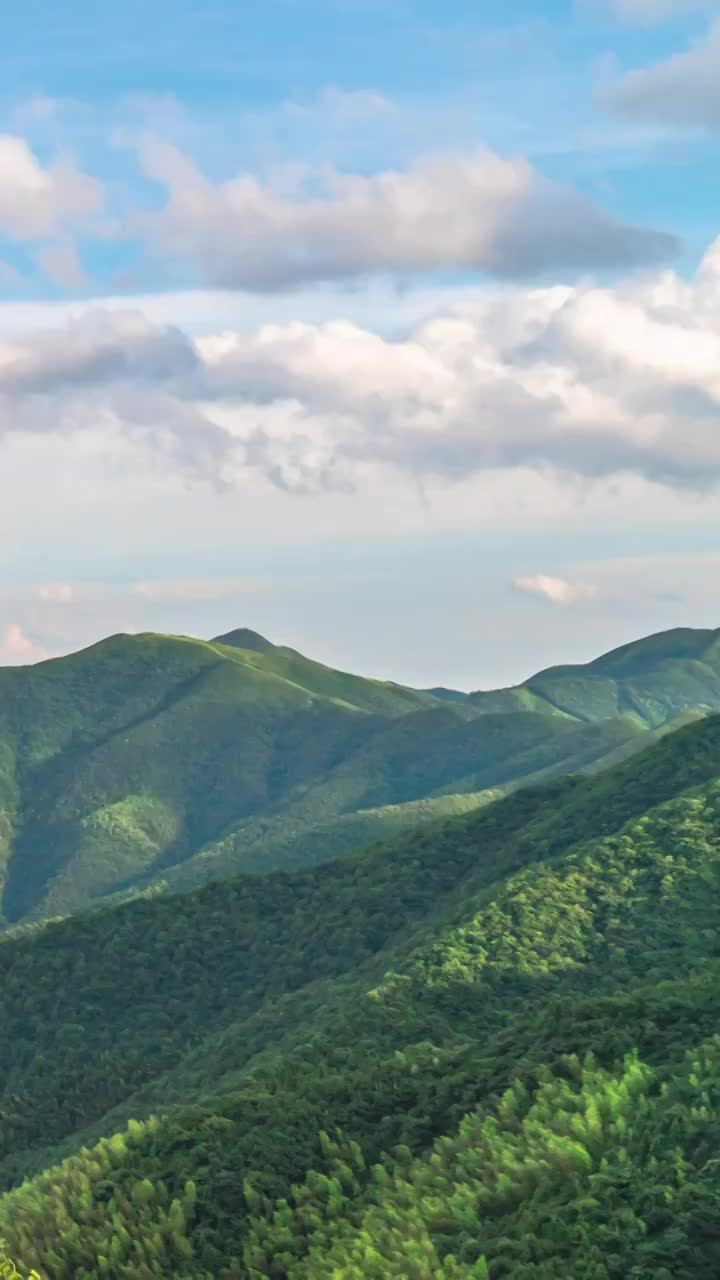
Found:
[245,1045,720,1279]
[2,1129,205,1280]
[0,1242,39,1279]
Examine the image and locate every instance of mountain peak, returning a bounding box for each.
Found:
[211,628,277,653]
[587,626,720,677]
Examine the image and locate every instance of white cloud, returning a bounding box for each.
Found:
[0,135,102,240]
[0,309,199,392]
[137,139,677,290]
[0,279,498,340]
[607,23,720,126]
[0,310,230,479]
[0,623,50,664]
[190,233,720,492]
[512,574,596,605]
[37,582,75,603]
[0,230,719,497]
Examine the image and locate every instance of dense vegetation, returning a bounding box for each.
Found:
[1,624,719,925]
[3,709,720,1275]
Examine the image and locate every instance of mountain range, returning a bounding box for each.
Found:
[2,623,720,927]
[2,690,720,1276]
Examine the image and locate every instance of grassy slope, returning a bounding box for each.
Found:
[4,715,720,1275]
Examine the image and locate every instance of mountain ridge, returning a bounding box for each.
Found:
[2,623,720,926]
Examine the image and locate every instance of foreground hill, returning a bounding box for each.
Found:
[3,713,720,1275]
[0,624,719,925]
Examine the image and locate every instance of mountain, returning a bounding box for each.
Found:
[419,685,469,703]
[470,625,720,724]
[3,711,720,1276]
[0,625,719,926]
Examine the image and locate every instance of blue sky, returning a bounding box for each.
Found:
[0,0,719,684]
[0,0,716,293]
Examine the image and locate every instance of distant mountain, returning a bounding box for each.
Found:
[211,627,281,653]
[0,625,719,926]
[470,626,720,724]
[419,685,469,703]
[4,711,720,1276]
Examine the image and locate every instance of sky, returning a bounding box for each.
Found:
[1,0,720,688]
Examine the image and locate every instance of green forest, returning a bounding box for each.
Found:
[2,625,720,1275]
[1,624,719,926]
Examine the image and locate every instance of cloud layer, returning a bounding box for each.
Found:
[138,141,678,290]
[0,127,678,293]
[0,231,718,497]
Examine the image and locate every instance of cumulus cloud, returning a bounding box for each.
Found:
[0,309,198,392]
[0,135,102,240]
[0,623,50,665]
[138,139,678,290]
[0,231,719,495]
[607,23,720,126]
[191,233,720,491]
[0,310,233,479]
[512,575,597,605]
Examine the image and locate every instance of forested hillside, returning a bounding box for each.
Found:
[3,712,720,1276]
[470,624,720,722]
[0,624,719,926]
